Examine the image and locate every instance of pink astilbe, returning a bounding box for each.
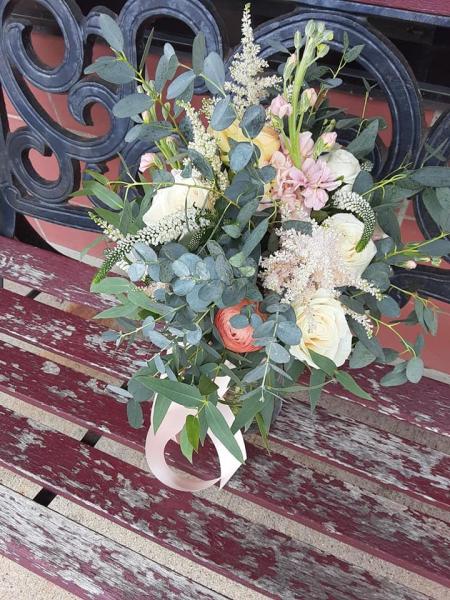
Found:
[289,158,340,210]
[270,150,310,220]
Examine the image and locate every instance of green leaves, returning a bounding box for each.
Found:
[240,105,266,138]
[98,13,124,52]
[308,351,336,376]
[410,166,450,188]
[85,56,135,84]
[167,71,196,99]
[136,377,202,408]
[406,356,424,383]
[211,96,236,131]
[205,403,244,463]
[335,370,372,400]
[241,218,269,257]
[192,32,206,75]
[91,277,130,294]
[309,369,326,411]
[85,181,123,210]
[230,142,254,172]
[187,149,214,181]
[127,399,144,429]
[113,93,153,118]
[346,120,379,159]
[203,52,225,94]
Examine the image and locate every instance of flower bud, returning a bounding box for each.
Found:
[404,260,417,270]
[139,152,157,173]
[300,87,318,110]
[269,95,293,118]
[319,131,337,150]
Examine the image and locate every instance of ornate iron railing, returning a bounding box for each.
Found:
[0,0,448,303]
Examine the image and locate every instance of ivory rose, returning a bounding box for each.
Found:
[215,300,264,353]
[143,169,211,226]
[290,292,352,368]
[323,148,361,188]
[324,213,377,278]
[214,121,280,166]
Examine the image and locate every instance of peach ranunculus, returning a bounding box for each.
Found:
[215,300,264,353]
[214,121,280,166]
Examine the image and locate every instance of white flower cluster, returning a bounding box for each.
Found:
[332,188,376,251]
[224,4,281,116]
[180,102,229,192]
[95,208,210,252]
[261,221,380,306]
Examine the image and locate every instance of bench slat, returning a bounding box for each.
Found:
[0,407,433,599]
[1,341,449,584]
[0,340,448,511]
[0,237,112,310]
[323,363,450,439]
[0,484,225,600]
[0,289,151,379]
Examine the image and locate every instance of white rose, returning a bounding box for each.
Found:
[143,169,210,226]
[290,292,352,368]
[325,213,377,278]
[323,148,361,188]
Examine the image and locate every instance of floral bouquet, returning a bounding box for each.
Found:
[82,6,450,489]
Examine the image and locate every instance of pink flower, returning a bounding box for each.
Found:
[319,132,337,151]
[289,158,340,210]
[269,95,293,118]
[302,88,318,108]
[298,132,315,161]
[139,152,156,173]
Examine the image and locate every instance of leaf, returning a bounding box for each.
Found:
[282,220,313,235]
[363,262,391,291]
[192,31,206,75]
[308,351,336,376]
[349,341,376,369]
[240,105,266,138]
[136,377,202,408]
[88,181,123,210]
[152,394,171,432]
[166,70,196,100]
[128,263,146,282]
[410,166,450,188]
[205,403,244,463]
[346,120,379,158]
[128,288,156,310]
[211,95,236,131]
[86,57,135,84]
[377,295,400,318]
[242,218,269,257]
[147,330,171,349]
[98,13,124,52]
[203,51,225,94]
[94,304,137,320]
[91,276,130,294]
[420,239,450,257]
[127,399,144,429]
[406,356,424,384]
[335,370,372,400]
[276,321,301,346]
[230,142,254,172]
[231,389,264,433]
[236,199,259,226]
[269,342,291,364]
[113,93,152,118]
[186,414,200,451]
[380,364,408,387]
[179,424,194,462]
[344,44,364,63]
[309,369,326,411]
[187,149,214,181]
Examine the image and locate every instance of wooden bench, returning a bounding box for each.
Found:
[1,235,449,599]
[0,0,449,596]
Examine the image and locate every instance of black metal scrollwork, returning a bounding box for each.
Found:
[0,0,224,233]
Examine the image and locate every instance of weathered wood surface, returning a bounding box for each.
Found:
[323,363,450,439]
[0,340,448,511]
[0,484,226,600]
[0,406,437,599]
[0,237,112,310]
[0,288,153,379]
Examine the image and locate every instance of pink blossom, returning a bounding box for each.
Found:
[298,132,315,161]
[289,158,340,210]
[319,132,337,150]
[139,152,156,173]
[269,95,293,118]
[270,150,310,220]
[302,88,318,108]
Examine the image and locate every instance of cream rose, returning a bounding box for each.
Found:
[325,213,377,278]
[323,148,361,189]
[143,169,211,226]
[290,293,352,368]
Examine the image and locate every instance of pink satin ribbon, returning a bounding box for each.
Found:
[145,376,246,491]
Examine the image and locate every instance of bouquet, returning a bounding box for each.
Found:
[82,6,450,489]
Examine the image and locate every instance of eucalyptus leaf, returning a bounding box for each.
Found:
[205,403,244,463]
[113,93,152,118]
[240,105,266,138]
[98,13,124,52]
[203,52,225,94]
